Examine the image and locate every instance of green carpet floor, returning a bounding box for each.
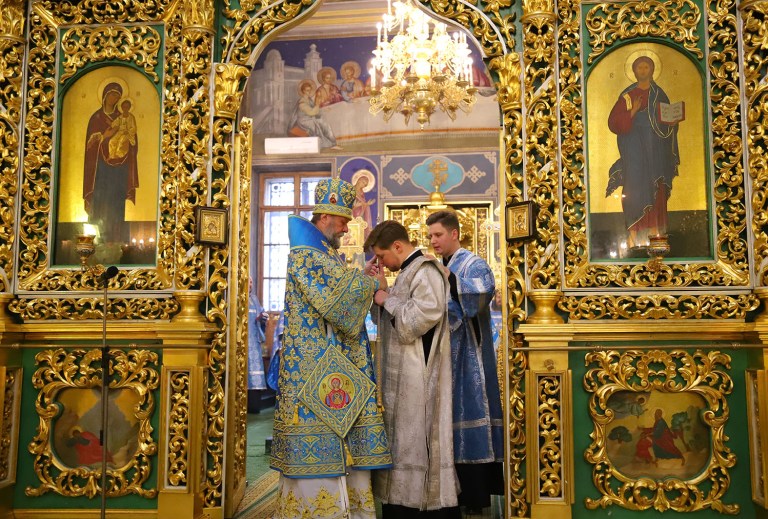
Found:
[246,406,275,485]
[244,405,502,518]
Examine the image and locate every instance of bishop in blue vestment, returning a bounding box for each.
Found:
[270,179,392,519]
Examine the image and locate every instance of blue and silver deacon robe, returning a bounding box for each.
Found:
[270,215,392,478]
[446,248,504,464]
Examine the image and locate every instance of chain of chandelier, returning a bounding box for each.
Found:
[369,0,478,128]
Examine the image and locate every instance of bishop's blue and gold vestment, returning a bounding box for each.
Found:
[270,215,392,478]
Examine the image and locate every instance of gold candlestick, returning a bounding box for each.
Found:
[74,234,105,277]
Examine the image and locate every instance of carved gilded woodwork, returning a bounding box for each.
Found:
[16,2,186,309]
[213,64,249,120]
[527,369,571,503]
[584,0,703,64]
[26,348,159,498]
[746,369,767,506]
[0,0,25,294]
[584,349,738,513]
[59,25,162,82]
[507,339,528,517]
[558,0,750,309]
[181,0,214,31]
[560,293,758,320]
[30,0,177,24]
[741,0,768,286]
[0,0,25,39]
[226,119,253,513]
[175,0,214,295]
[9,296,180,320]
[166,370,190,488]
[204,85,237,511]
[493,52,527,322]
[0,367,21,486]
[521,0,560,291]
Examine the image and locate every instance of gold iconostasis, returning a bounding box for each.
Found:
[0,0,768,519]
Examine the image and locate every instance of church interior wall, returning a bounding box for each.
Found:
[0,0,767,518]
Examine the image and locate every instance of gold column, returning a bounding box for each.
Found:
[744,9,768,507]
[0,0,25,293]
[156,291,215,519]
[751,288,768,512]
[223,119,252,518]
[742,0,768,288]
[0,299,21,486]
[519,324,573,519]
[521,0,561,293]
[0,293,22,516]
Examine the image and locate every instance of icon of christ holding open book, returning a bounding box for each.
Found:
[606,55,682,249]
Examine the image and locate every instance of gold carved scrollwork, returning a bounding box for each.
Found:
[533,373,564,499]
[559,293,758,320]
[557,0,750,311]
[213,63,249,119]
[181,0,214,32]
[59,25,162,83]
[522,0,560,291]
[584,0,703,64]
[522,0,555,25]
[230,119,253,498]
[0,0,25,41]
[493,52,523,114]
[167,371,190,488]
[0,0,24,294]
[9,296,180,321]
[18,6,180,296]
[175,2,214,293]
[204,78,237,510]
[0,368,21,484]
[741,0,768,286]
[584,349,738,513]
[26,348,159,498]
[490,52,527,321]
[31,0,176,25]
[507,341,528,516]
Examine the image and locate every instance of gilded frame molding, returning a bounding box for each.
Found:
[15,2,184,307]
[0,367,22,488]
[583,349,738,513]
[217,0,521,511]
[745,369,768,507]
[526,368,573,505]
[26,348,159,499]
[556,0,750,299]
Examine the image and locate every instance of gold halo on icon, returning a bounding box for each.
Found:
[624,49,662,82]
[351,169,376,192]
[97,76,129,102]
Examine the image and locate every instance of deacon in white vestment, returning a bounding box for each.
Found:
[364,221,460,519]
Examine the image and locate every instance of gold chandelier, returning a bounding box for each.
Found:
[369,0,478,128]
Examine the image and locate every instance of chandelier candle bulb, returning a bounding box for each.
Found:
[369,0,478,128]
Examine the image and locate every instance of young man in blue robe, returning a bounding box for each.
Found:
[270,178,392,519]
[427,210,504,514]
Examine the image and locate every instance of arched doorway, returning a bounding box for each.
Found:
[216,1,522,516]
